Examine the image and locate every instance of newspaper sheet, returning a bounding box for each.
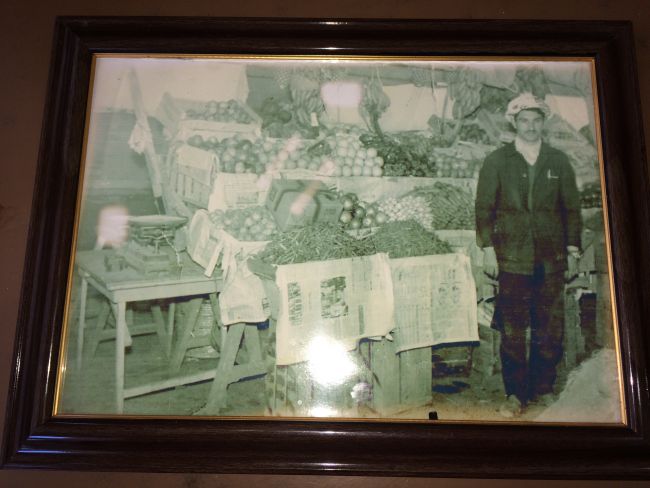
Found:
[274,253,394,366]
[391,253,479,352]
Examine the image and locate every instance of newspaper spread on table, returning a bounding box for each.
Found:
[274,253,395,366]
[390,253,479,352]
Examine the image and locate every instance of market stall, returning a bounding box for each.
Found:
[83,60,604,418]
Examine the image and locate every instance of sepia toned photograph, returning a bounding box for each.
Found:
[53,55,623,424]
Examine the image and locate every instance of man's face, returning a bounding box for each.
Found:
[514,109,544,143]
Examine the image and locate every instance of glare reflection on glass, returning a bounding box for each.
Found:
[96,205,129,248]
[320,81,363,108]
[310,405,338,417]
[306,335,357,386]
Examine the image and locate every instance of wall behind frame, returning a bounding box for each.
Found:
[1,1,649,487]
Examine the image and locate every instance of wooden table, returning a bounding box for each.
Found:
[75,250,266,414]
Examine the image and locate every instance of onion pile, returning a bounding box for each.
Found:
[338,193,388,231]
[376,195,434,232]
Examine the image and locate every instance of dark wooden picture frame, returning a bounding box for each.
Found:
[2,17,650,478]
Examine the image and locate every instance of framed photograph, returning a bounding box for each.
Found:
[2,17,650,478]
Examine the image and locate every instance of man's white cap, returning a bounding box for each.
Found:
[505,93,551,126]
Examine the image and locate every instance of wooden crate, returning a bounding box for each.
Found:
[169,144,217,209]
[156,93,262,142]
[359,339,432,414]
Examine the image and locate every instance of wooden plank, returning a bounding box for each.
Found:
[205,322,246,412]
[369,339,400,412]
[400,347,432,407]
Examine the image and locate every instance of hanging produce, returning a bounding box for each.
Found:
[289,73,326,138]
[513,66,550,99]
[448,67,484,121]
[359,69,391,139]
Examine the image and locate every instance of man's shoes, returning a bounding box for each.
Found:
[532,393,556,408]
[498,395,523,418]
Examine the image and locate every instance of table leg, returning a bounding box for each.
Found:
[151,303,168,358]
[112,301,127,414]
[86,300,111,361]
[169,298,203,373]
[166,302,175,358]
[76,275,88,369]
[205,322,245,413]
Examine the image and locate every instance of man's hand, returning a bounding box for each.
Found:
[565,246,581,282]
[483,247,499,280]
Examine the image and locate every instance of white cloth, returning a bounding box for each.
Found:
[514,136,542,166]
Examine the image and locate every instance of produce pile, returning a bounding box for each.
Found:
[259,96,321,140]
[338,193,388,231]
[208,206,277,241]
[408,182,476,230]
[458,123,493,146]
[255,222,453,266]
[360,132,437,177]
[433,150,481,179]
[376,195,434,232]
[369,221,453,258]
[326,131,385,177]
[255,224,376,265]
[184,100,255,124]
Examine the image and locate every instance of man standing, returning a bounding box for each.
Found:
[475,93,582,418]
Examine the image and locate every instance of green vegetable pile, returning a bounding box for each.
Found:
[256,224,376,265]
[256,221,453,266]
[369,221,452,259]
[360,132,438,177]
[409,182,476,230]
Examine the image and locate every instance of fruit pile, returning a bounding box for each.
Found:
[376,195,434,232]
[327,132,385,177]
[338,193,388,231]
[187,135,269,174]
[208,206,277,241]
[433,151,481,179]
[184,100,255,124]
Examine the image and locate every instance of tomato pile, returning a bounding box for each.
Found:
[208,206,277,241]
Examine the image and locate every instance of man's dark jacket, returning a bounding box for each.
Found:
[475,142,581,275]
